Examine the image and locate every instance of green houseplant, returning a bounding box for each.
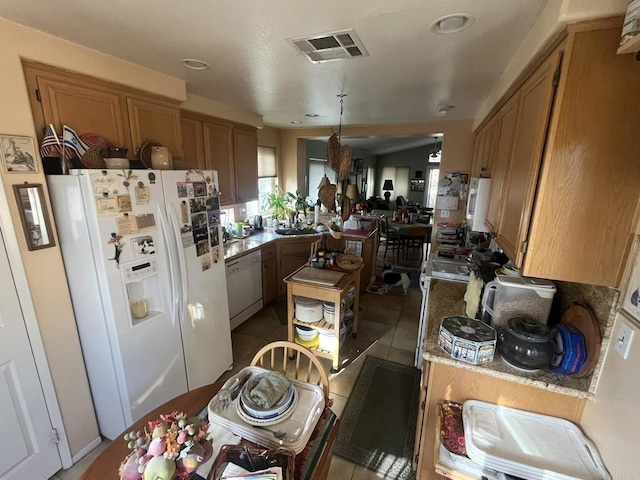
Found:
[261,184,293,220]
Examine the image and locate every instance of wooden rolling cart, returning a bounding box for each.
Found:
[284,264,362,373]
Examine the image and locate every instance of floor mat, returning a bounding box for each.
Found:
[391,265,421,289]
[334,356,421,479]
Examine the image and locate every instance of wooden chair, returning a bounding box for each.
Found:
[251,341,330,400]
[378,216,400,260]
[403,225,428,260]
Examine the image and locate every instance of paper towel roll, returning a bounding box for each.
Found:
[314,205,320,224]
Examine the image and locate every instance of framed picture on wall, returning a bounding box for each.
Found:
[356,158,364,173]
[410,178,425,191]
[1,134,38,173]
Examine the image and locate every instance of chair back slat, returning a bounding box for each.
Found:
[250,341,330,400]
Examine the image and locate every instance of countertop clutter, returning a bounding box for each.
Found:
[421,278,618,400]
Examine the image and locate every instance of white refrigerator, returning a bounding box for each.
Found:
[48,169,232,440]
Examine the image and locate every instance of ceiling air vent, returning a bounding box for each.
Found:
[287,29,369,63]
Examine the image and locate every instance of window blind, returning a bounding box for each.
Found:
[380,166,410,199]
[258,146,277,178]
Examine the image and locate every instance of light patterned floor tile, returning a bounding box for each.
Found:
[391,327,419,352]
[329,362,363,397]
[352,464,387,479]
[231,332,263,364]
[327,455,357,479]
[55,439,110,480]
[329,393,348,418]
[232,313,282,338]
[397,311,420,333]
[387,346,417,366]
[362,306,401,326]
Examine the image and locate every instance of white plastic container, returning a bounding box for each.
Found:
[463,400,611,480]
[294,296,323,323]
[481,275,556,329]
[318,322,346,352]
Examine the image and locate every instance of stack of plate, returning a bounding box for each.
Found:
[236,373,297,426]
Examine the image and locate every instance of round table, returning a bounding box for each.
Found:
[79,381,338,480]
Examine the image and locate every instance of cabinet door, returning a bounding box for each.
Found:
[470,127,488,177]
[497,51,561,267]
[233,127,258,203]
[36,76,130,151]
[483,117,500,175]
[203,121,235,206]
[485,94,520,233]
[127,97,183,159]
[278,255,309,295]
[180,116,205,170]
[262,258,277,305]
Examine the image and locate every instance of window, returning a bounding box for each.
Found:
[424,148,441,208]
[366,166,375,198]
[253,146,278,213]
[380,166,410,199]
[308,159,335,203]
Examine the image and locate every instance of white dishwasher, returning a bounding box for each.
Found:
[226,250,263,330]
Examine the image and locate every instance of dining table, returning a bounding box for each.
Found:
[79,381,338,480]
[386,221,432,263]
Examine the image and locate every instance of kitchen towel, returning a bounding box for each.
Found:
[464,270,483,318]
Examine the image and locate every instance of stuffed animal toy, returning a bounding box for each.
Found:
[382,265,411,295]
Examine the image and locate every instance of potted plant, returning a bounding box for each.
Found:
[261,184,293,221]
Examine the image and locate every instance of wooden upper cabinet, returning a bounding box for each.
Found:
[470,127,487,177]
[203,120,235,206]
[35,76,130,150]
[524,24,640,286]
[496,50,561,267]
[179,116,205,170]
[485,94,519,233]
[233,127,258,203]
[126,97,183,159]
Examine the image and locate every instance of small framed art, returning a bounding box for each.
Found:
[1,135,38,173]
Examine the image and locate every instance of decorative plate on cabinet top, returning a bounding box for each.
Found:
[138,140,162,169]
[79,133,115,169]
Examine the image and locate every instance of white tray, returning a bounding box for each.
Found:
[208,366,325,454]
[462,400,611,480]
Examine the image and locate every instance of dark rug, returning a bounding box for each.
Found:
[391,265,421,289]
[335,356,421,479]
[272,296,288,325]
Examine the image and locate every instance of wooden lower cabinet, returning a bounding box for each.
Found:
[276,237,316,295]
[415,362,586,480]
[262,243,278,305]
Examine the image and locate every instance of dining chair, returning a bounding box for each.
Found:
[403,225,428,260]
[251,341,330,400]
[378,216,400,260]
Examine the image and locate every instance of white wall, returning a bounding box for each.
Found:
[581,313,640,480]
[474,0,628,129]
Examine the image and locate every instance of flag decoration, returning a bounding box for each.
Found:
[62,125,89,159]
[39,124,61,158]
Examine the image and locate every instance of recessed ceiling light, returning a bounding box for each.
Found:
[436,105,454,115]
[430,14,474,34]
[181,59,209,70]
[291,120,302,124]
[306,113,319,117]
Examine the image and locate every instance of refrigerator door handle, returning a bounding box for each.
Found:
[167,205,189,322]
[157,205,179,326]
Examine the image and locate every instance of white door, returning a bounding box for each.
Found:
[0,228,61,480]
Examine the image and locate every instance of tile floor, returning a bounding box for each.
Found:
[50,251,424,480]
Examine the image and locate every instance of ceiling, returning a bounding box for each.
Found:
[313,134,442,156]
[0,0,548,128]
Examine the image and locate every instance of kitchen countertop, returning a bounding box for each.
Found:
[223,227,377,261]
[422,278,595,400]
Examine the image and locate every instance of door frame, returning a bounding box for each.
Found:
[0,179,71,468]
